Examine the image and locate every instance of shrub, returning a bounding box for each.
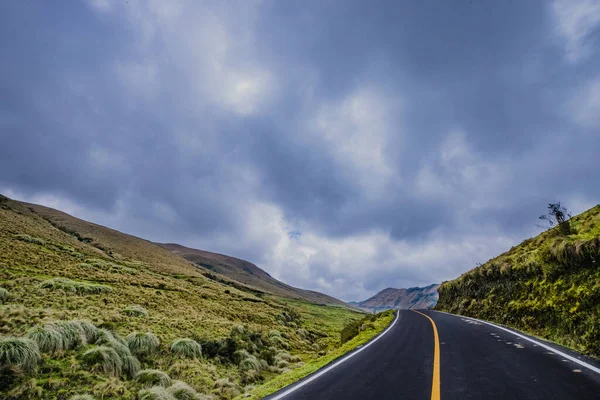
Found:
[69,396,96,400]
[127,332,160,357]
[81,346,122,377]
[135,369,172,388]
[123,306,148,318]
[170,339,202,359]
[138,386,177,400]
[0,337,40,373]
[167,381,211,400]
[0,288,10,303]
[340,319,361,343]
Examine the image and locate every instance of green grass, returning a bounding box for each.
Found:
[0,197,367,399]
[436,204,600,357]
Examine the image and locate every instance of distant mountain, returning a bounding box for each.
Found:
[350,284,440,312]
[157,243,354,308]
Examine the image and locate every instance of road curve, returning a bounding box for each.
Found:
[265,310,600,400]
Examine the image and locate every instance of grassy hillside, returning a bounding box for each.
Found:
[435,204,600,357]
[158,243,352,308]
[0,195,391,399]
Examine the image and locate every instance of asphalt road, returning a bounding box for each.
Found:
[265,310,600,400]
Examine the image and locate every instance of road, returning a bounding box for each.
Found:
[265,310,600,400]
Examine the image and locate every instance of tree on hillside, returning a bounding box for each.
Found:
[539,202,572,235]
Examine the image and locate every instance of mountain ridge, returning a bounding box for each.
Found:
[350,283,440,312]
[11,197,352,308]
[157,242,353,308]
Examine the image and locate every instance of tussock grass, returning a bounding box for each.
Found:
[127,332,160,357]
[238,355,261,372]
[40,278,112,294]
[0,337,40,373]
[167,381,211,400]
[83,258,138,275]
[0,288,10,303]
[14,234,45,245]
[138,386,177,400]
[170,339,202,359]
[212,378,240,398]
[95,329,140,377]
[81,346,123,377]
[122,305,148,318]
[26,325,66,354]
[135,369,172,388]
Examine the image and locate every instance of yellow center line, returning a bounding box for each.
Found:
[412,310,441,400]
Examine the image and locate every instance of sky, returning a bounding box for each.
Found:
[1,0,599,302]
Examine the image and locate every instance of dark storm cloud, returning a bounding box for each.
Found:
[1,0,599,301]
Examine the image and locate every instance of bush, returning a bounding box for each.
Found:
[69,396,96,400]
[123,306,148,318]
[340,319,361,344]
[135,369,172,388]
[170,339,202,359]
[138,386,177,400]
[127,332,160,357]
[81,346,122,377]
[0,288,10,303]
[0,337,40,373]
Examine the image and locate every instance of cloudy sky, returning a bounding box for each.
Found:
[1,0,599,301]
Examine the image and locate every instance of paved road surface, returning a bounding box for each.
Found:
[265,310,600,400]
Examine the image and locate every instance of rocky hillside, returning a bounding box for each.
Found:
[350,284,440,312]
[158,243,352,308]
[436,204,600,357]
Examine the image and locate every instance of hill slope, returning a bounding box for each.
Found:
[435,204,600,357]
[0,194,385,399]
[158,243,351,308]
[350,284,440,312]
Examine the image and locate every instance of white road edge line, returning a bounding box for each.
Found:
[433,311,600,375]
[269,311,400,400]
